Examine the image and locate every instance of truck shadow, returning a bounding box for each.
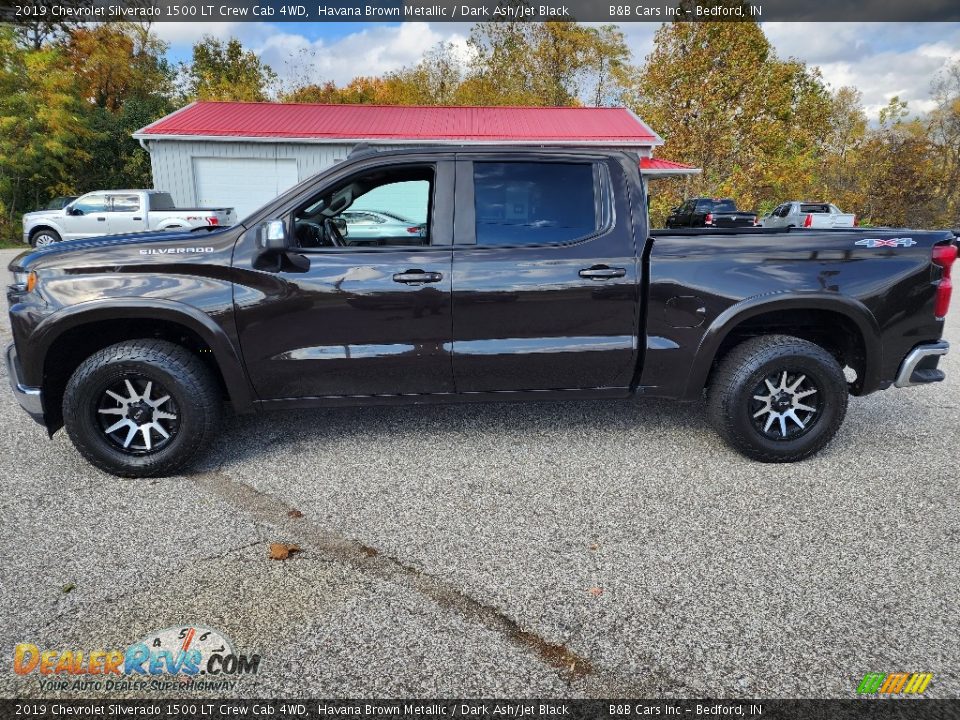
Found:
[205,397,709,470]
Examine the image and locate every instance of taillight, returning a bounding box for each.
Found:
[853,214,858,227]
[407,226,421,234]
[207,217,219,226]
[933,243,957,319]
[704,213,714,225]
[803,214,813,228]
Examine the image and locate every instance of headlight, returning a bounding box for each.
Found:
[12,270,37,292]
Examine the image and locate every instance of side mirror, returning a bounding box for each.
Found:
[258,219,290,251]
[66,206,81,216]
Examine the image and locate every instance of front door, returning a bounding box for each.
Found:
[64,192,110,240]
[234,160,455,400]
[450,156,641,393]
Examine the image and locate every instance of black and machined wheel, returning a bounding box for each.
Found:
[63,340,222,478]
[708,334,848,462]
[30,228,61,247]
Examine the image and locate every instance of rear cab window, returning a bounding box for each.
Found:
[148,193,177,211]
[472,161,605,247]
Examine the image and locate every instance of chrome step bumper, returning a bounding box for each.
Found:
[894,341,949,388]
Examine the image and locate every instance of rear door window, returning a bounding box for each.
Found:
[110,194,140,212]
[473,162,600,246]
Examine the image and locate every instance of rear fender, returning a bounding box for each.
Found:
[684,292,881,399]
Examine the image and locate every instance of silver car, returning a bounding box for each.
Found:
[340,210,426,245]
[761,201,857,229]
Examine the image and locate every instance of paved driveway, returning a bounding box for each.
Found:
[0,247,956,699]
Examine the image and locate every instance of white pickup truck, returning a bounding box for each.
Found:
[761,201,857,229]
[22,190,236,247]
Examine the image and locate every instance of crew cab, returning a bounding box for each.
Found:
[22,190,236,247]
[762,201,857,229]
[665,197,758,228]
[6,147,956,477]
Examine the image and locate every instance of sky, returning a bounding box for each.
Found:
[153,22,960,120]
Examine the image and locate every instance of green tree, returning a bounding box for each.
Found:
[633,14,836,224]
[183,36,277,102]
[0,26,92,236]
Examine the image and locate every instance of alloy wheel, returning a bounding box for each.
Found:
[96,375,180,454]
[749,369,821,440]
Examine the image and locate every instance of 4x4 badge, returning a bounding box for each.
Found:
[855,238,916,248]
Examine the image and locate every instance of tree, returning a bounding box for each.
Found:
[182,36,277,102]
[633,13,834,224]
[0,26,92,234]
[927,60,960,227]
[461,21,633,106]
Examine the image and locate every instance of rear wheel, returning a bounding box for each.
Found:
[63,340,221,477]
[708,335,848,462]
[30,228,61,247]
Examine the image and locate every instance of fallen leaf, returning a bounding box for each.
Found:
[589,543,599,551]
[287,509,304,519]
[268,543,301,561]
[61,582,76,594]
[588,587,604,597]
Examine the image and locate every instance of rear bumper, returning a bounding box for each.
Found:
[6,343,44,423]
[894,341,949,388]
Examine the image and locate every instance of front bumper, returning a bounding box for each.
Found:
[6,343,44,423]
[894,341,949,388]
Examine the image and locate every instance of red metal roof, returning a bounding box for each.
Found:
[640,157,698,171]
[135,101,661,146]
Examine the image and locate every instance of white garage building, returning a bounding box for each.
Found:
[133,101,699,219]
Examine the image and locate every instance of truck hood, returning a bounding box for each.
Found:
[22,209,64,222]
[9,227,239,272]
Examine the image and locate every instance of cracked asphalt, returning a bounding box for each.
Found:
[0,247,957,699]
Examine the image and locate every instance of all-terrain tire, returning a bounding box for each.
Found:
[63,340,221,478]
[707,334,848,462]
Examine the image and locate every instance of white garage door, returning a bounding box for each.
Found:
[193,157,299,219]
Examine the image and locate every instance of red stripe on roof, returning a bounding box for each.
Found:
[137,101,660,144]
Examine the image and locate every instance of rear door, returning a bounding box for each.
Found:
[106,193,146,235]
[450,155,641,392]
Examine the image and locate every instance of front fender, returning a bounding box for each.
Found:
[683,292,882,399]
[25,297,255,413]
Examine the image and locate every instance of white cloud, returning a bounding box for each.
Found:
[156,20,960,120]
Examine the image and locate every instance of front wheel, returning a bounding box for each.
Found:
[708,335,848,462]
[63,340,222,477]
[30,228,61,247]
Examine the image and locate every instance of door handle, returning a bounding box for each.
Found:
[579,265,626,280]
[393,269,443,284]
[96,217,106,222]
[132,217,142,221]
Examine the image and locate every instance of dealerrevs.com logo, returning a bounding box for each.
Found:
[856,672,933,695]
[13,625,260,692]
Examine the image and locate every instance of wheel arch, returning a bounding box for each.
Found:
[685,293,881,399]
[30,299,255,432]
[28,225,61,242]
